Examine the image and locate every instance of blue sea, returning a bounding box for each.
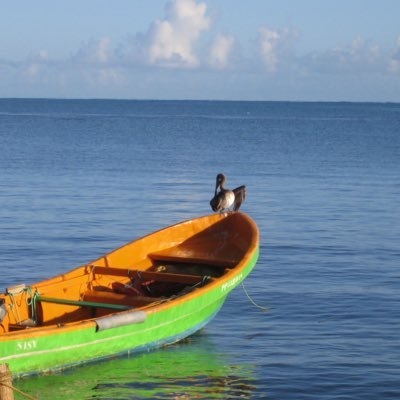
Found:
[0,99,399,399]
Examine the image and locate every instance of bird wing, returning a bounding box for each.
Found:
[210,193,224,212]
[233,185,246,211]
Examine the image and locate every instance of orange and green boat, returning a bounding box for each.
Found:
[0,212,259,377]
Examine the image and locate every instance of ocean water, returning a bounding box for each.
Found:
[0,99,399,399]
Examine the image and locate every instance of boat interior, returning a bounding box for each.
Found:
[0,245,236,334]
[0,214,255,335]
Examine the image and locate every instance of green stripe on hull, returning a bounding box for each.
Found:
[2,248,259,376]
[7,294,225,376]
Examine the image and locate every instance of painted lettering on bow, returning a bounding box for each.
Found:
[221,273,243,292]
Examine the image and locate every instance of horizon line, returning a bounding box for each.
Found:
[1,97,399,105]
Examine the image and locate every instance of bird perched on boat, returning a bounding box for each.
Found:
[210,173,246,213]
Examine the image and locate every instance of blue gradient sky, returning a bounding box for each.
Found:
[1,0,400,101]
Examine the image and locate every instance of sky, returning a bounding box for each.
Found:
[1,0,400,101]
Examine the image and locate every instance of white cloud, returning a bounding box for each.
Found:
[30,38,124,88]
[389,36,400,73]
[301,37,384,75]
[37,50,49,61]
[257,26,296,72]
[83,68,125,87]
[74,37,112,64]
[208,34,234,70]
[25,63,40,78]
[145,0,211,68]
[23,50,50,79]
[258,27,280,72]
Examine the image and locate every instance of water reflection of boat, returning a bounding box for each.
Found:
[16,334,257,399]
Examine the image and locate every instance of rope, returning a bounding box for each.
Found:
[6,286,40,325]
[25,287,39,324]
[7,293,22,324]
[0,380,37,400]
[241,282,269,312]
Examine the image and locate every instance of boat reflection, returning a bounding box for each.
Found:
[15,333,257,399]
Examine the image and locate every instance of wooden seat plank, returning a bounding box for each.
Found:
[83,290,160,307]
[149,248,237,267]
[91,266,207,285]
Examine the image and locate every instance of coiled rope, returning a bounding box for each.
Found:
[7,286,40,325]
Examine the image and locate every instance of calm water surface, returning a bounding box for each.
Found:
[1,99,399,399]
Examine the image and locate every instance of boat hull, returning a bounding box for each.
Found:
[0,213,259,377]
